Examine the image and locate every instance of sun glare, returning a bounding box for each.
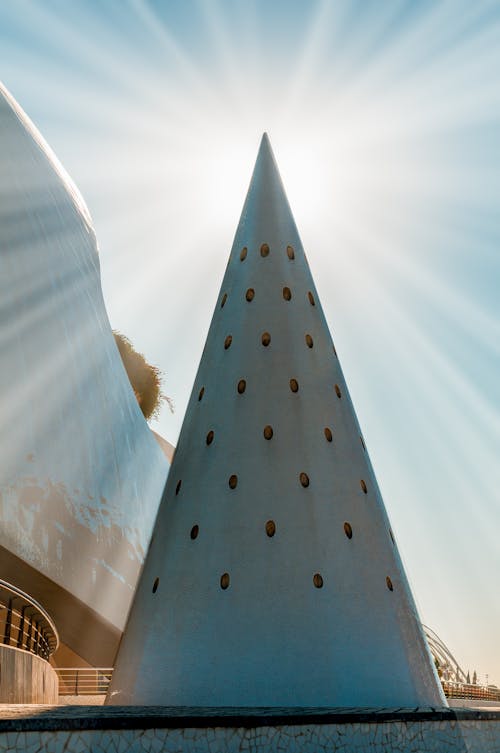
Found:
[0,0,499,686]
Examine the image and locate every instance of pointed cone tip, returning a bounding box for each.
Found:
[259,132,271,150]
[256,131,277,167]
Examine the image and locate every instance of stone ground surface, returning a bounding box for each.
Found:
[0,706,498,752]
[58,695,106,706]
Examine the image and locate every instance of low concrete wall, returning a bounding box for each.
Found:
[0,706,498,752]
[0,645,58,704]
[449,698,500,710]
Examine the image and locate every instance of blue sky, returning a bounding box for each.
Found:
[1,0,499,685]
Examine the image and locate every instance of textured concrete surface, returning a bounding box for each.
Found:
[0,647,57,704]
[0,706,498,752]
[109,133,444,708]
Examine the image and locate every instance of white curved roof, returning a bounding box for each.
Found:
[0,82,168,663]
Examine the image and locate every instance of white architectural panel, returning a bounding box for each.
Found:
[0,82,168,664]
[108,134,445,706]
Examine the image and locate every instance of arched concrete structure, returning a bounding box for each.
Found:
[108,134,445,707]
[0,82,169,665]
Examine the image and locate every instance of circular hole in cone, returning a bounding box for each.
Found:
[229,474,238,489]
[283,286,292,301]
[313,573,323,588]
[220,573,230,589]
[260,243,270,257]
[386,576,394,591]
[299,472,309,488]
[240,247,247,261]
[261,332,271,347]
[246,288,255,302]
[220,293,227,308]
[152,577,159,594]
[206,430,214,446]
[263,425,273,440]
[290,378,299,393]
[266,520,276,537]
[190,525,199,540]
[237,379,246,394]
[335,384,341,398]
[344,522,353,539]
[175,480,182,495]
[287,245,295,260]
[224,335,232,350]
[324,427,333,442]
[308,291,315,306]
[198,386,205,401]
[305,334,313,348]
[360,479,367,494]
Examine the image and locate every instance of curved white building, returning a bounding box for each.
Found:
[0,82,169,665]
[108,134,445,707]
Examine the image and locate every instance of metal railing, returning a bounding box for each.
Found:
[0,579,59,661]
[442,680,500,702]
[55,668,113,696]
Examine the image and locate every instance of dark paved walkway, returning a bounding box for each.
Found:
[0,705,499,731]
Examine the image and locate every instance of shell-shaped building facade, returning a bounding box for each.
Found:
[0,82,168,665]
[108,135,445,706]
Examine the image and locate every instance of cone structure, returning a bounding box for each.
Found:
[108,134,445,707]
[0,82,168,664]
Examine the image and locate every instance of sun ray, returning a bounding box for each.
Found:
[1,0,499,685]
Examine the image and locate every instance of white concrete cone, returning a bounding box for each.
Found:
[0,82,169,665]
[108,134,445,707]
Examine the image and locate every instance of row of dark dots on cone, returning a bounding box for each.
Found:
[206,426,332,445]
[223,331,333,361]
[238,243,295,261]
[218,573,394,591]
[176,475,369,494]
[186,520,349,541]
[199,378,344,401]
[152,570,394,593]
[220,572,392,590]
[187,521,393,549]
[198,382,366,449]
[220,288,316,307]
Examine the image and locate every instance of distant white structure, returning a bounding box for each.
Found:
[108,134,445,707]
[0,82,169,665]
[423,625,467,684]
